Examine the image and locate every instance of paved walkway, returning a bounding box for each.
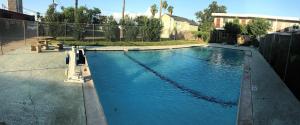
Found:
[250,50,300,125]
[0,47,86,125]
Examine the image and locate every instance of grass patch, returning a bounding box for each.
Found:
[60,40,204,46]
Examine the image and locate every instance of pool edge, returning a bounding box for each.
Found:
[83,44,255,125]
[82,52,108,125]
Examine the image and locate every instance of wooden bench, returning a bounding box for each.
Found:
[31,43,42,53]
[37,40,50,50]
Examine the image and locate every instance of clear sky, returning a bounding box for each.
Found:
[0,0,300,21]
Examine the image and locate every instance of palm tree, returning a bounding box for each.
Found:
[150,4,158,17]
[167,6,174,16]
[159,0,168,18]
[121,0,126,40]
[75,0,78,23]
[122,0,125,20]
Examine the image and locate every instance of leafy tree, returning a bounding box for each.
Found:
[195,1,226,42]
[103,16,119,41]
[150,4,158,17]
[135,16,163,41]
[246,18,271,38]
[224,22,241,43]
[120,16,139,41]
[44,4,64,37]
[135,16,148,25]
[167,6,174,15]
[144,18,163,41]
[61,7,75,23]
[61,6,101,24]
[195,1,226,23]
[160,0,168,18]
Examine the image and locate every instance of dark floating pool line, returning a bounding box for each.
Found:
[124,52,237,107]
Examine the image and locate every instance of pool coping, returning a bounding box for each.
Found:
[81,44,256,125]
[82,54,108,125]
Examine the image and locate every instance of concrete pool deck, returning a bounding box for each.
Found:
[0,47,86,125]
[0,43,299,125]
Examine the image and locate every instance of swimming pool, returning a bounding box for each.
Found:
[86,47,245,125]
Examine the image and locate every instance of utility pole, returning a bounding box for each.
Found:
[120,0,125,41]
[75,0,78,23]
[159,0,162,19]
[122,0,125,20]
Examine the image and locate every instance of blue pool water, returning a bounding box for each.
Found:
[87,47,245,125]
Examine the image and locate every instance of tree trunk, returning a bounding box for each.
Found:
[75,0,78,23]
[122,0,125,20]
[159,0,162,19]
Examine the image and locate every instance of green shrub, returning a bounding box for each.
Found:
[120,16,139,41]
[103,16,119,42]
[195,31,210,42]
[142,18,163,41]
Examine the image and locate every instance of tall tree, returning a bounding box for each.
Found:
[159,0,162,18]
[150,4,158,17]
[160,0,168,18]
[195,1,227,42]
[246,18,271,38]
[224,20,242,44]
[167,6,173,15]
[75,0,78,23]
[122,0,125,20]
[195,1,226,23]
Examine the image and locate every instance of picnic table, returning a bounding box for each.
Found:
[31,36,54,52]
[37,36,55,50]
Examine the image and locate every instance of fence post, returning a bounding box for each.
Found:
[93,24,95,42]
[37,22,39,37]
[0,40,3,55]
[283,33,293,81]
[142,26,144,42]
[65,23,67,42]
[23,20,26,45]
[268,34,275,62]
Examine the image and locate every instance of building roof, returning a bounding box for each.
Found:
[212,13,300,22]
[0,9,35,21]
[166,14,198,26]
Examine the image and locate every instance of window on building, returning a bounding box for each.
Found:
[215,18,221,28]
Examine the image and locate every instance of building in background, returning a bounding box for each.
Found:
[212,13,300,32]
[8,0,23,13]
[0,0,34,21]
[161,14,198,40]
[0,9,34,21]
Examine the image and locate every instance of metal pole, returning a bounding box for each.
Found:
[0,40,3,55]
[37,22,39,37]
[65,23,67,42]
[93,24,95,42]
[23,20,26,45]
[283,33,293,81]
[142,26,144,42]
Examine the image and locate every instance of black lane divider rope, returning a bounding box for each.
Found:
[124,52,237,107]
